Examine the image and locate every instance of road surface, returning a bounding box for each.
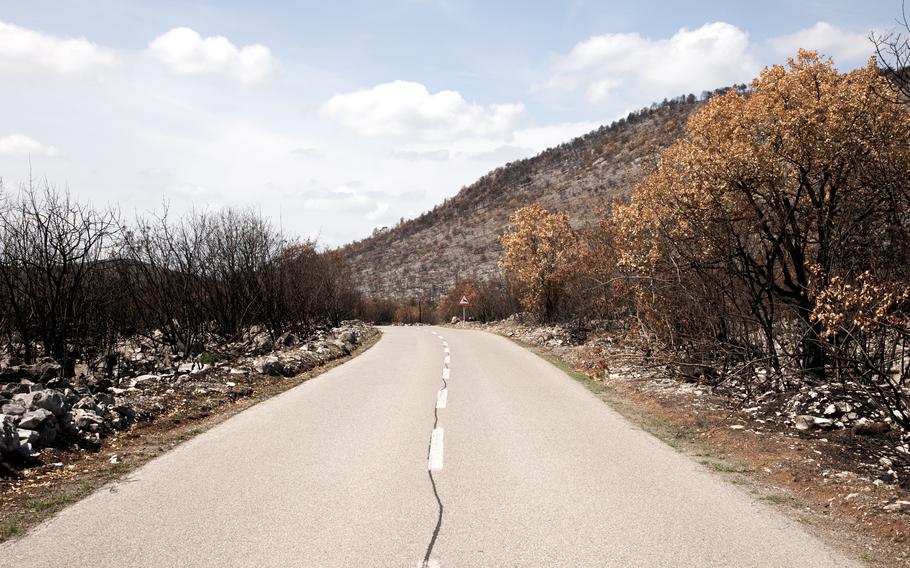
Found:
[0,326,857,567]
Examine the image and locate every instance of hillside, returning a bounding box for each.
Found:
[341,94,710,300]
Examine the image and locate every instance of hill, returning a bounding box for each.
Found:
[341,93,716,300]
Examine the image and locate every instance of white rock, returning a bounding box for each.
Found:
[129,374,160,387]
[883,500,910,512]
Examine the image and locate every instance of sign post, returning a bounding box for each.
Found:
[458,295,470,325]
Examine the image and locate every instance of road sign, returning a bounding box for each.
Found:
[458,295,469,325]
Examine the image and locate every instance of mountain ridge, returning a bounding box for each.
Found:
[341,92,729,300]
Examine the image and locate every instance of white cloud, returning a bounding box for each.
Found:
[544,22,757,102]
[146,27,273,84]
[0,21,117,74]
[0,134,59,157]
[513,120,607,153]
[321,80,525,140]
[397,118,607,160]
[768,22,873,64]
[302,184,390,221]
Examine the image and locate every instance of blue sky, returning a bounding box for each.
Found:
[0,0,901,244]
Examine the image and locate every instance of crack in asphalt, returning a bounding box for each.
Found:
[422,339,449,567]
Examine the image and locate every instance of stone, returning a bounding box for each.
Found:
[883,500,910,513]
[113,405,136,421]
[58,411,76,433]
[253,355,284,376]
[72,395,99,412]
[129,374,160,388]
[35,360,62,380]
[1,401,26,416]
[19,408,53,429]
[276,332,298,348]
[73,409,105,433]
[16,441,33,457]
[96,392,115,406]
[794,415,817,431]
[0,414,20,452]
[251,332,273,351]
[17,428,39,446]
[813,417,834,428]
[24,389,66,416]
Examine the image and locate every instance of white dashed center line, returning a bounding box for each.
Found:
[444,355,450,365]
[436,388,448,409]
[428,428,445,471]
[442,368,450,380]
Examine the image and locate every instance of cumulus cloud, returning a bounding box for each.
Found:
[544,22,757,103]
[0,21,117,74]
[147,27,273,84]
[0,134,59,157]
[390,119,607,168]
[321,80,525,140]
[768,22,873,64]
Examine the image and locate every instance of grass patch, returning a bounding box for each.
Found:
[0,518,20,540]
[197,351,217,366]
[104,462,131,479]
[761,493,801,507]
[28,482,94,514]
[702,460,751,474]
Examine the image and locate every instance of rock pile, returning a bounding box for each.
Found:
[0,321,376,461]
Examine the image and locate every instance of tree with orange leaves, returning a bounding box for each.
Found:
[500,203,582,320]
[617,50,910,378]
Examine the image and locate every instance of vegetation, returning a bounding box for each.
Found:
[494,52,910,431]
[499,204,581,320]
[0,183,360,374]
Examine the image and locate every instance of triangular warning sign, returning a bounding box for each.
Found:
[459,295,470,305]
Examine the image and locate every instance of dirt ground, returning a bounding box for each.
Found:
[0,332,381,543]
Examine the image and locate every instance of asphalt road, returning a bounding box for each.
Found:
[0,326,857,567]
